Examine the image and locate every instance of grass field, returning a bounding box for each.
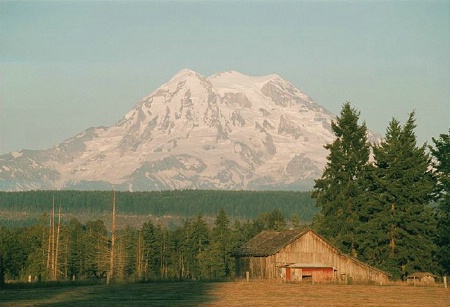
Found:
[1,280,449,307]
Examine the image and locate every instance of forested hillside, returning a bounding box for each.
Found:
[0,190,316,227]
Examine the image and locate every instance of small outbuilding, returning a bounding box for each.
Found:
[233,229,390,284]
[406,272,436,285]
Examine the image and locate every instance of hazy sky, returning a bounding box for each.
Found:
[1,1,449,155]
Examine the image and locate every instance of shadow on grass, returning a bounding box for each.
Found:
[0,281,217,306]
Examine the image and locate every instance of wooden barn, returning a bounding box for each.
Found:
[233,229,390,283]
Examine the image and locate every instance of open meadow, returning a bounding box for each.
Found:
[1,280,448,307]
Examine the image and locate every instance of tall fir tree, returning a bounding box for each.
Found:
[84,220,108,279]
[184,214,210,280]
[211,208,234,278]
[141,221,160,279]
[67,218,86,280]
[359,113,436,279]
[253,209,287,232]
[312,102,370,256]
[430,129,450,274]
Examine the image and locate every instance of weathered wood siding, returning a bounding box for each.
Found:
[236,230,389,283]
[301,268,334,282]
[236,255,278,279]
[275,231,340,265]
[337,253,388,283]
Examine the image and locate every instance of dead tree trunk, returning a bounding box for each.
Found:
[53,205,61,281]
[107,190,116,285]
[47,199,55,280]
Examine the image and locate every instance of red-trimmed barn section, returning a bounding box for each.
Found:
[233,229,390,284]
[280,263,336,282]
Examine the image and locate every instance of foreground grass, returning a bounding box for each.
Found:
[0,280,449,307]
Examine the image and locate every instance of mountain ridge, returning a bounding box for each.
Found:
[0,69,368,191]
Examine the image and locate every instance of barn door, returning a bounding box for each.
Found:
[286,268,291,281]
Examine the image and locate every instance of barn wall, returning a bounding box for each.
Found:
[275,231,340,266]
[407,276,435,285]
[235,257,250,278]
[235,231,389,283]
[247,255,278,279]
[236,255,278,279]
[302,268,334,282]
[274,231,389,283]
[337,254,389,283]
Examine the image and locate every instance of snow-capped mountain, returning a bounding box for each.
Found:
[0,69,357,191]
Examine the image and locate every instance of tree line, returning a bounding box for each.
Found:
[0,207,294,283]
[0,190,317,227]
[312,102,450,279]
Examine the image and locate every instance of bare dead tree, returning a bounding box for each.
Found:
[107,190,116,284]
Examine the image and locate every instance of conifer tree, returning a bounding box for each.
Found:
[117,225,138,279]
[253,209,287,232]
[67,218,85,280]
[312,102,370,256]
[141,221,160,279]
[180,214,210,280]
[84,220,109,278]
[290,213,302,229]
[359,113,436,278]
[430,129,450,274]
[210,208,233,278]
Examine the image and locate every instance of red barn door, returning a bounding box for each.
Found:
[286,268,291,281]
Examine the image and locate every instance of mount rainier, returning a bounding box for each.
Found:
[0,69,359,191]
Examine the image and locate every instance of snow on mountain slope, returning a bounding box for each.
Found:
[0,69,350,191]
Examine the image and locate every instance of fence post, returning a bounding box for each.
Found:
[444,276,447,289]
[246,271,250,283]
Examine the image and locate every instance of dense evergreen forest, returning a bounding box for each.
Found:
[0,190,316,227]
[0,190,314,283]
[0,207,295,283]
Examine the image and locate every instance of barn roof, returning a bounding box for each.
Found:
[232,228,308,257]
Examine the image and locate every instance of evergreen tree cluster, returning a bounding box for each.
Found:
[430,130,450,275]
[313,103,449,279]
[0,208,292,283]
[0,190,316,227]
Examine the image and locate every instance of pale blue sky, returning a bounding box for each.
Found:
[1,1,449,155]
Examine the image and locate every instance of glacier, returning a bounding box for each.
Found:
[0,69,354,191]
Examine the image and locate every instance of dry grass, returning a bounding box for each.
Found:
[1,280,448,307]
[204,280,449,307]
